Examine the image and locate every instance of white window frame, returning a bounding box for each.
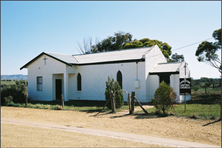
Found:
[37,76,43,91]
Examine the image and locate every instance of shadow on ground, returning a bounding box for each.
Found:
[202,119,221,126]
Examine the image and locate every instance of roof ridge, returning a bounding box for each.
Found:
[72,55,79,63]
[72,46,152,57]
[45,52,72,56]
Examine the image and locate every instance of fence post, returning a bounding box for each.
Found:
[112,92,116,113]
[128,93,131,114]
[110,91,116,113]
[110,91,114,112]
[25,94,28,107]
[61,94,64,110]
[130,91,135,114]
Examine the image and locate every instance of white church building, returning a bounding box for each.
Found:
[20,45,191,103]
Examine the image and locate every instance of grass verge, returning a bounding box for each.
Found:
[4,101,129,113]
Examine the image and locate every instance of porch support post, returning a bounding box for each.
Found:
[64,72,68,101]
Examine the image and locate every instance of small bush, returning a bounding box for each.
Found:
[193,86,200,91]
[151,81,177,114]
[105,76,124,109]
[51,105,62,110]
[45,105,51,109]
[4,96,13,105]
[35,104,42,109]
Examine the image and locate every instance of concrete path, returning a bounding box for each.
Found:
[1,118,220,148]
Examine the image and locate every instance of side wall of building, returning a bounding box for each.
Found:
[145,45,167,102]
[68,61,147,102]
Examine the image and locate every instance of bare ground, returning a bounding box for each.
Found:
[1,106,221,147]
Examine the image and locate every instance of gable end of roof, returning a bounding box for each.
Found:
[20,52,72,70]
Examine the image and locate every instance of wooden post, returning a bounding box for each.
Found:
[95,97,111,116]
[130,91,135,114]
[128,93,131,114]
[134,96,148,114]
[61,94,64,110]
[112,92,116,113]
[184,93,186,112]
[110,91,116,113]
[110,91,113,112]
[25,94,28,107]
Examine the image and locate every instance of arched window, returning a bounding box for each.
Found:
[77,73,81,91]
[117,71,122,89]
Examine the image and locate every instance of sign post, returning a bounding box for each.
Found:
[184,63,187,112]
[179,63,191,112]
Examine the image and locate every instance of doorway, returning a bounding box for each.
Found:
[55,79,62,100]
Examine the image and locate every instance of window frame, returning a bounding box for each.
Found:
[37,76,43,91]
[117,70,122,89]
[77,73,82,91]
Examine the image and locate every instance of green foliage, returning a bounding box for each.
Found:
[4,96,13,105]
[1,80,27,105]
[139,38,172,59]
[212,28,221,48]
[90,32,172,59]
[195,28,221,72]
[124,40,143,49]
[151,81,177,114]
[105,76,124,109]
[168,53,184,62]
[193,86,200,91]
[92,31,132,52]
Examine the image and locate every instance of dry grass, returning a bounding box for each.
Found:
[1,123,162,147]
[1,106,221,146]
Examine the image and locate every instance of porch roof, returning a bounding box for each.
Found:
[149,62,184,75]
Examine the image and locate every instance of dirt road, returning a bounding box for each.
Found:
[1,107,221,147]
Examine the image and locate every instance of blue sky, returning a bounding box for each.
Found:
[1,1,221,79]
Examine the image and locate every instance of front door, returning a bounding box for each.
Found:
[55,79,62,100]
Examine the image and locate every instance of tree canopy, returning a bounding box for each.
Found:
[91,31,132,52]
[168,53,184,62]
[195,28,221,73]
[89,32,172,59]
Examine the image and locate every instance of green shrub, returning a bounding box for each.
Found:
[193,85,200,91]
[51,105,62,110]
[4,96,13,105]
[151,81,177,114]
[1,82,26,105]
[105,76,124,109]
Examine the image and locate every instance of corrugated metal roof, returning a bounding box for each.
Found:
[150,62,183,73]
[45,52,79,64]
[73,46,152,64]
[20,46,155,69]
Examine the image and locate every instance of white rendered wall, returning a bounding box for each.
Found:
[69,62,147,102]
[147,75,159,102]
[170,74,180,102]
[145,45,167,102]
[27,55,68,101]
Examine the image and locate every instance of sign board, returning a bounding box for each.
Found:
[180,78,191,95]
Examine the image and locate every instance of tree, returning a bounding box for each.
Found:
[151,81,177,114]
[123,40,143,49]
[77,37,101,54]
[195,28,221,73]
[105,76,124,109]
[92,31,132,52]
[90,32,172,59]
[138,38,172,59]
[168,53,184,62]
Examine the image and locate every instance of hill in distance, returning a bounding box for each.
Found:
[1,74,28,80]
